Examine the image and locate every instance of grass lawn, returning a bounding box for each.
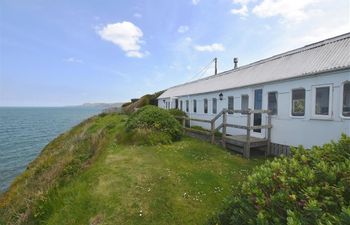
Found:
[1,114,264,225]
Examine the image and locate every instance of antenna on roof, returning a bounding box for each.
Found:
[188,58,216,81]
[214,57,217,75]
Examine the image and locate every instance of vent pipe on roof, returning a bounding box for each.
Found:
[233,57,238,69]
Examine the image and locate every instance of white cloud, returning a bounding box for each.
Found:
[192,0,200,5]
[194,43,225,52]
[185,37,192,42]
[252,0,320,24]
[97,21,147,58]
[133,13,142,18]
[177,25,189,33]
[64,57,83,64]
[230,5,248,17]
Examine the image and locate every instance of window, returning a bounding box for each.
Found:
[228,96,234,114]
[311,85,332,119]
[180,100,183,111]
[186,100,189,112]
[204,99,208,114]
[268,92,278,115]
[291,89,305,116]
[193,99,197,113]
[314,86,330,115]
[212,98,217,114]
[343,82,350,117]
[241,95,249,113]
[175,99,178,109]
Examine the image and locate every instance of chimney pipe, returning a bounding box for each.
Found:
[233,57,238,69]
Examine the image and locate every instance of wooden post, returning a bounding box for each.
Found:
[211,120,215,144]
[222,110,227,148]
[182,117,186,128]
[267,111,272,157]
[244,109,251,158]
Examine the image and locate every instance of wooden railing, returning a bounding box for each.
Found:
[177,108,272,158]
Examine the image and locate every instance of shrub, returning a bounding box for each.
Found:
[210,134,350,225]
[168,108,187,118]
[168,108,187,124]
[125,105,183,145]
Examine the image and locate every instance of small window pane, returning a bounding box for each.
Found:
[180,101,183,110]
[292,89,305,116]
[228,96,234,114]
[193,100,197,113]
[212,98,217,114]
[268,92,278,115]
[315,87,330,115]
[241,95,249,113]
[343,82,350,117]
[204,99,208,114]
[186,100,189,112]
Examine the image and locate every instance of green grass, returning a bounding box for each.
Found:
[0,114,263,225]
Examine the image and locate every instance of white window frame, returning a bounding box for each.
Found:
[267,91,278,116]
[311,84,333,120]
[241,94,249,115]
[204,98,208,114]
[228,96,234,114]
[290,88,306,118]
[212,98,217,114]
[193,99,197,113]
[340,81,350,119]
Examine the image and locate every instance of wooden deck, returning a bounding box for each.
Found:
[178,108,272,158]
[224,135,268,148]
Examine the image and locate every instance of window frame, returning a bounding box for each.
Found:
[341,81,350,119]
[290,88,306,118]
[241,94,249,114]
[212,98,217,114]
[204,98,208,114]
[193,99,197,113]
[228,96,234,114]
[267,91,278,116]
[311,84,333,120]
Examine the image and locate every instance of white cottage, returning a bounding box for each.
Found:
[158,33,350,153]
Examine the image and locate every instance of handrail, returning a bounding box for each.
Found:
[177,108,273,158]
[211,109,225,123]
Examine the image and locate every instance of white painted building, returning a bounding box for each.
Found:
[158,33,350,149]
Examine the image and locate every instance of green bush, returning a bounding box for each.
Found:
[211,134,350,225]
[168,108,187,118]
[168,108,187,125]
[125,105,183,145]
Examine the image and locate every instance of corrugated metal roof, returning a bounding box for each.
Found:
[159,33,350,99]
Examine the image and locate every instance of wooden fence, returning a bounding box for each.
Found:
[177,109,272,158]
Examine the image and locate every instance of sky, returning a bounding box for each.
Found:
[0,0,349,106]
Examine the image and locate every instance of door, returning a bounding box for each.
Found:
[253,89,263,136]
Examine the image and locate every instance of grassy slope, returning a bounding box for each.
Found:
[1,114,263,225]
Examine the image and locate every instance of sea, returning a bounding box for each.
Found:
[0,107,103,193]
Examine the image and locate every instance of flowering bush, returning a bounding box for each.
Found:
[211,134,350,225]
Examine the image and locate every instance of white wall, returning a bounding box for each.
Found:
[159,70,350,148]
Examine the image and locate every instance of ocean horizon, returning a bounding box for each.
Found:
[0,106,102,192]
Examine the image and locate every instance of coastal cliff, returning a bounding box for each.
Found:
[0,113,260,225]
